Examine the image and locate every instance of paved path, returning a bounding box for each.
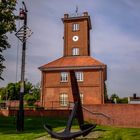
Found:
[35,130,103,140]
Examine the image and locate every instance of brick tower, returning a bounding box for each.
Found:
[39,12,107,108]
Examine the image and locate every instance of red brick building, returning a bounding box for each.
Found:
[39,12,107,108]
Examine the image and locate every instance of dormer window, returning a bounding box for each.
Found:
[72,48,79,56]
[72,23,79,31]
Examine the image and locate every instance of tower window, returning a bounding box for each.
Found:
[72,23,79,31]
[61,72,68,82]
[72,48,79,56]
[60,93,68,106]
[75,72,83,81]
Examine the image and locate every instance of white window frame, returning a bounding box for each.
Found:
[61,72,68,82]
[60,93,68,106]
[72,23,79,31]
[72,48,79,56]
[75,72,83,82]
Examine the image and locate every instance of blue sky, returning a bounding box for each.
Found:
[1,0,140,97]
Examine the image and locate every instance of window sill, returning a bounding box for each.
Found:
[60,81,68,83]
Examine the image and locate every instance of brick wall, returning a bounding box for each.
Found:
[42,70,104,107]
[63,15,90,56]
[1,104,140,128]
[4,100,41,108]
[83,104,140,128]
[8,109,71,118]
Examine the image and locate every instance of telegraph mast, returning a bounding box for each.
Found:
[15,1,32,132]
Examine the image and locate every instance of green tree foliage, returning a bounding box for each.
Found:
[24,80,33,94]
[110,93,119,103]
[110,93,128,103]
[23,82,40,106]
[0,87,6,100]
[6,82,20,100]
[104,82,109,103]
[32,83,40,100]
[0,80,40,101]
[24,94,36,106]
[0,0,16,80]
[0,82,20,100]
[117,97,128,103]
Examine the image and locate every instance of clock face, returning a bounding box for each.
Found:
[72,35,79,42]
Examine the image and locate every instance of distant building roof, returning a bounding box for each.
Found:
[128,94,140,104]
[39,56,106,71]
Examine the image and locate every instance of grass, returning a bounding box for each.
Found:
[0,116,78,140]
[95,125,140,140]
[0,116,45,140]
[0,116,140,140]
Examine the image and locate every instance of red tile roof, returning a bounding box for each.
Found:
[39,56,106,71]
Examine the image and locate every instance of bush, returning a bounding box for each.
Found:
[24,94,36,106]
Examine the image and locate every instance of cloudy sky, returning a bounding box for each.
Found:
[1,0,140,97]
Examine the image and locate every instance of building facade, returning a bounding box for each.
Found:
[39,12,107,108]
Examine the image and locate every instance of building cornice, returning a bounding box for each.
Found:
[40,65,106,72]
[62,12,92,29]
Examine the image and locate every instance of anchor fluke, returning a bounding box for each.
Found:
[44,102,96,140]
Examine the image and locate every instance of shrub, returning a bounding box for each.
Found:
[24,94,36,106]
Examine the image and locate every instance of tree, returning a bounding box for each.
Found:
[0,80,40,101]
[117,97,128,103]
[110,93,128,104]
[104,82,109,103]
[0,87,6,100]
[23,82,40,106]
[110,93,119,103]
[6,82,19,100]
[0,0,16,80]
[24,79,33,94]
[32,83,40,100]
[24,94,36,106]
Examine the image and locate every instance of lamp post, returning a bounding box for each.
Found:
[16,1,28,132]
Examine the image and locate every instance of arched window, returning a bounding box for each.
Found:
[60,93,68,106]
[72,48,79,56]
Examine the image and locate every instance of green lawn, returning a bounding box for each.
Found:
[0,116,140,140]
[96,125,140,140]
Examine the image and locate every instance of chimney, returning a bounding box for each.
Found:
[83,12,88,16]
[133,93,137,99]
[64,14,69,18]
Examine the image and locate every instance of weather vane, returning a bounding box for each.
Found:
[75,5,78,15]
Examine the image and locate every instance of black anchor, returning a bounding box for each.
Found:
[44,70,96,140]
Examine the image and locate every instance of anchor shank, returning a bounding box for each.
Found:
[70,70,84,128]
[65,102,78,132]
